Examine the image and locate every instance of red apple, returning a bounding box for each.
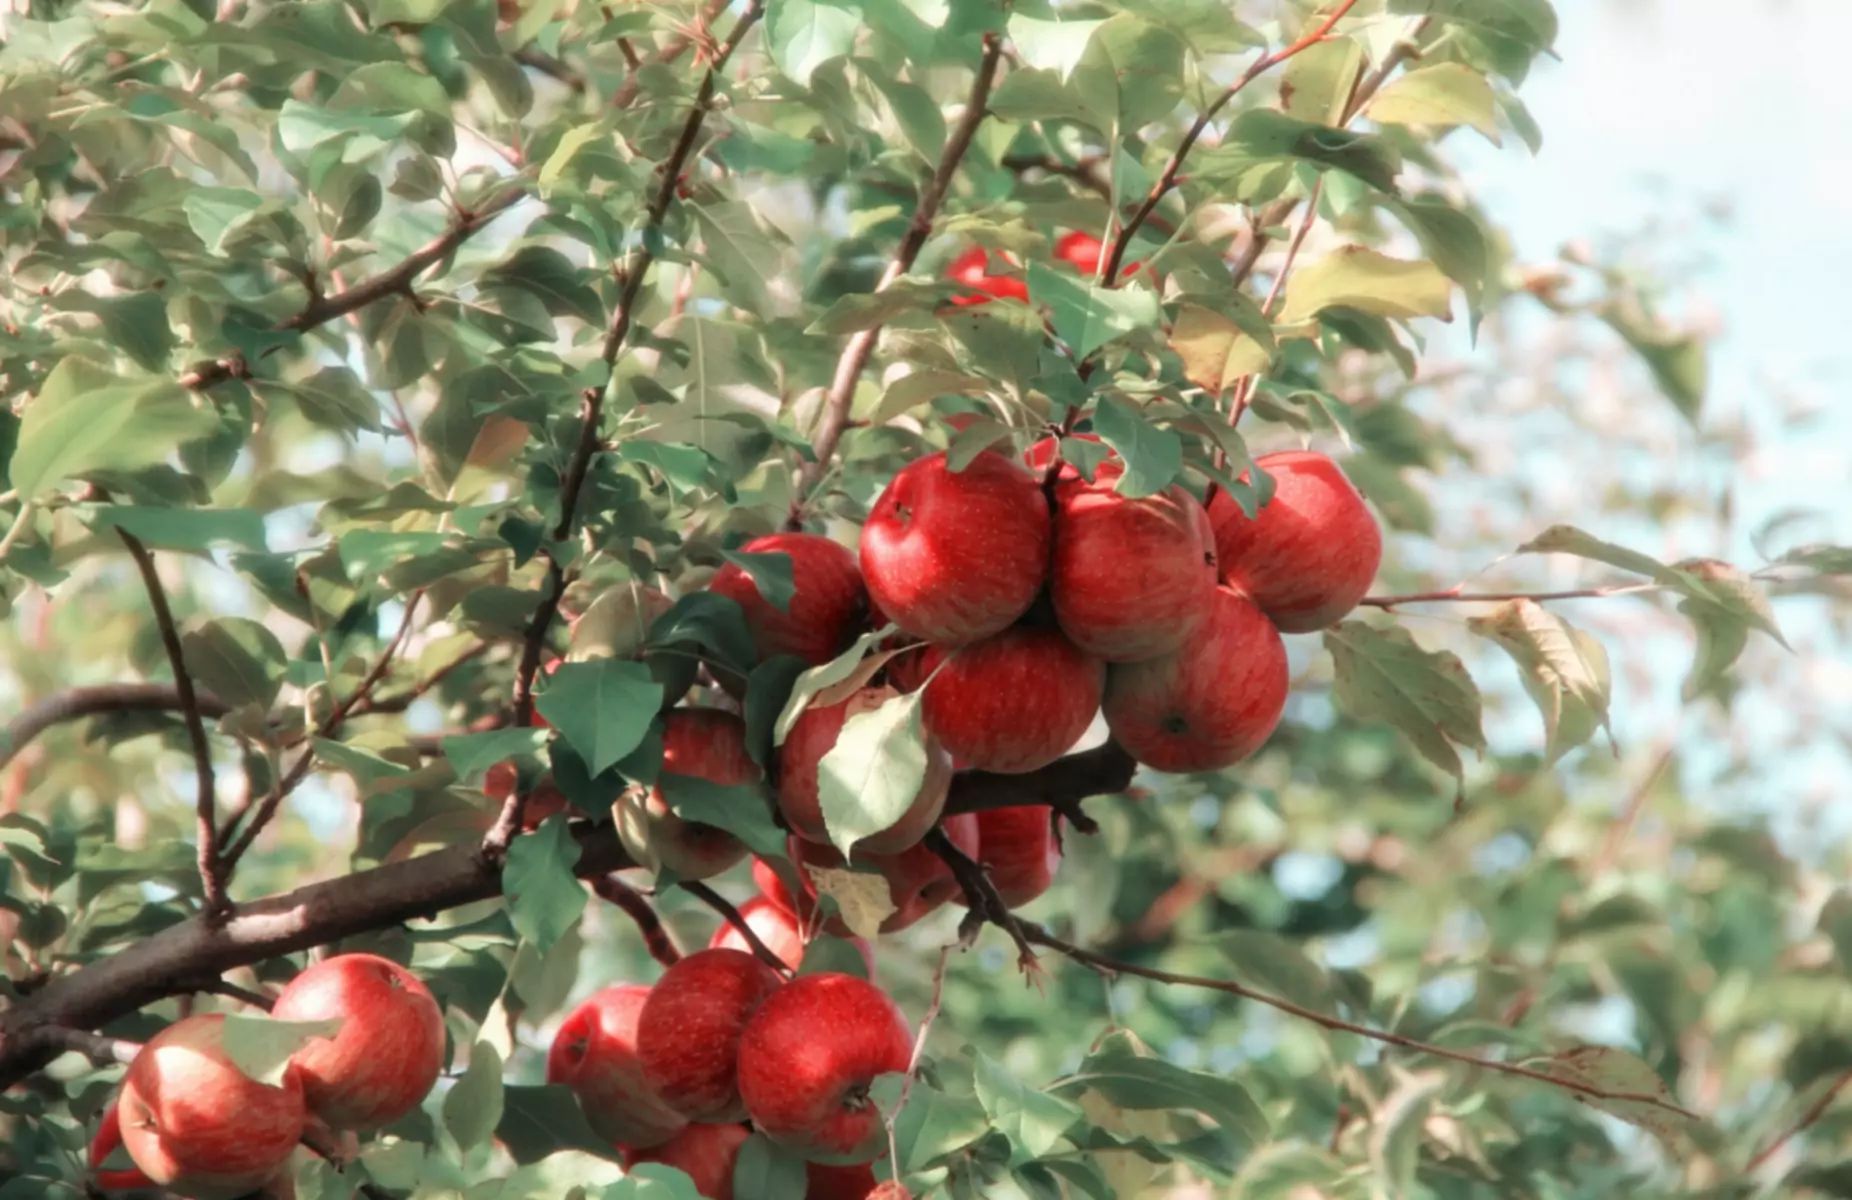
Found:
[737,973,913,1164]
[779,684,953,852]
[945,246,1029,306]
[974,806,1063,906]
[269,953,444,1133]
[753,856,801,916]
[1207,450,1383,633]
[1103,586,1288,772]
[909,627,1103,773]
[484,762,577,829]
[709,533,867,665]
[114,1014,305,1200]
[788,813,981,934]
[707,895,876,976]
[90,1099,158,1192]
[547,985,687,1150]
[615,708,760,880]
[637,949,783,1122]
[1050,460,1218,662]
[1051,231,1142,280]
[860,450,1051,646]
[807,1161,882,1200]
[620,1121,749,1199]
[1024,431,1103,475]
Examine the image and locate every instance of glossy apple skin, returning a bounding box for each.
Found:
[1103,586,1289,773]
[709,533,867,666]
[616,708,760,880]
[547,985,687,1150]
[974,806,1063,907]
[788,813,981,935]
[860,450,1051,647]
[1207,451,1383,633]
[637,949,783,1123]
[270,953,444,1133]
[807,1160,882,1200]
[1050,460,1219,662]
[620,1121,749,1199]
[116,1014,305,1200]
[90,1099,158,1192]
[910,627,1103,773]
[779,684,953,852]
[737,973,914,1164]
[707,894,876,976]
[945,246,1029,305]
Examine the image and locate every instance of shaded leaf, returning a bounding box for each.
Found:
[1324,621,1486,798]
[1365,63,1501,144]
[1466,599,1613,761]
[536,660,662,775]
[502,814,586,953]
[1092,397,1181,499]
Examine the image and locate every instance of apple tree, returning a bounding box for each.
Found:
[1,0,1850,1197]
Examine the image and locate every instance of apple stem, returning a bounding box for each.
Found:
[681,880,794,979]
[593,874,685,968]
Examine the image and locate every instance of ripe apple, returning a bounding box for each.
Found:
[1024,431,1103,475]
[752,855,802,916]
[860,450,1051,646]
[779,684,953,852]
[945,246,1029,305]
[974,806,1063,906]
[707,894,876,976]
[788,813,981,934]
[1206,450,1383,632]
[619,1121,749,1199]
[637,948,783,1123]
[547,985,688,1150]
[615,707,760,880]
[908,627,1103,773]
[1103,586,1288,772]
[1050,460,1219,662]
[737,973,914,1164]
[89,1099,158,1192]
[269,953,444,1133]
[114,1014,306,1200]
[708,532,867,665]
[1051,231,1142,280]
[807,1161,882,1200]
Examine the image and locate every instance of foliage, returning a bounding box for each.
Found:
[1,0,1850,1198]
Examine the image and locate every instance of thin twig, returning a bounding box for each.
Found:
[786,32,1007,528]
[1103,0,1362,283]
[609,0,733,110]
[186,977,276,1012]
[886,944,950,1171]
[354,639,491,715]
[592,875,682,967]
[491,1,766,864]
[118,528,226,919]
[926,826,1040,973]
[1360,582,1661,609]
[1745,1066,1852,1173]
[1023,923,1705,1124]
[1589,741,1676,880]
[681,880,793,977]
[515,46,585,91]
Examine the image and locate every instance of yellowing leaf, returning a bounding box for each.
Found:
[1364,63,1501,145]
[1169,303,1273,394]
[1279,246,1453,325]
[805,865,895,940]
[1467,600,1613,762]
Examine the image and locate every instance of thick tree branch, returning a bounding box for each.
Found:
[118,528,226,919]
[494,0,765,862]
[592,874,683,968]
[787,33,1006,527]
[12,1026,139,1066]
[1022,922,1704,1124]
[179,192,524,391]
[1103,0,1361,283]
[0,684,230,772]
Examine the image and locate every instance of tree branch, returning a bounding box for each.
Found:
[1745,1065,1852,1173]
[786,32,1006,527]
[178,191,525,391]
[591,874,683,968]
[493,0,766,863]
[1022,922,1705,1124]
[608,0,734,111]
[680,879,792,978]
[1359,582,1661,609]
[926,826,1039,972]
[1103,0,1362,283]
[117,528,226,920]
[0,684,230,773]
[12,1026,140,1066]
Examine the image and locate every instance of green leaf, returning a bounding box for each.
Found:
[444,1038,506,1152]
[733,1133,808,1200]
[1364,63,1501,144]
[535,660,663,776]
[946,418,1014,471]
[1027,263,1161,361]
[650,592,759,678]
[807,280,948,336]
[1050,1030,1269,1149]
[502,814,587,953]
[220,1014,345,1087]
[442,728,550,787]
[817,689,928,856]
[988,68,1099,128]
[1009,14,1103,81]
[1279,36,1364,125]
[775,627,897,746]
[745,654,810,768]
[974,1051,1084,1166]
[892,1085,991,1174]
[10,357,218,501]
[1092,397,1181,499]
[765,0,861,85]
[1324,621,1486,799]
[1277,246,1453,325]
[55,291,175,371]
[1389,0,1559,83]
[181,617,289,711]
[496,1084,620,1165]
[338,529,450,581]
[1819,891,1852,970]
[1532,1046,1701,1147]
[1194,109,1402,197]
[659,774,785,859]
[88,505,268,552]
[1466,599,1613,761]
[718,548,796,615]
[485,245,604,327]
[1072,13,1186,128]
[797,935,871,979]
[870,368,993,427]
[1368,1069,1446,1192]
[1389,194,1491,320]
[1602,307,1707,422]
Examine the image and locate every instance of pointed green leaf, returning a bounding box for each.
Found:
[10,357,217,501]
[502,814,586,953]
[817,690,928,856]
[444,1038,506,1152]
[535,660,663,776]
[1466,599,1613,760]
[221,1015,345,1087]
[1324,621,1485,798]
[1365,63,1501,144]
[181,617,289,711]
[1092,397,1181,499]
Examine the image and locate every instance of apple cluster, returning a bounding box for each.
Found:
[549,945,916,1200]
[88,954,445,1199]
